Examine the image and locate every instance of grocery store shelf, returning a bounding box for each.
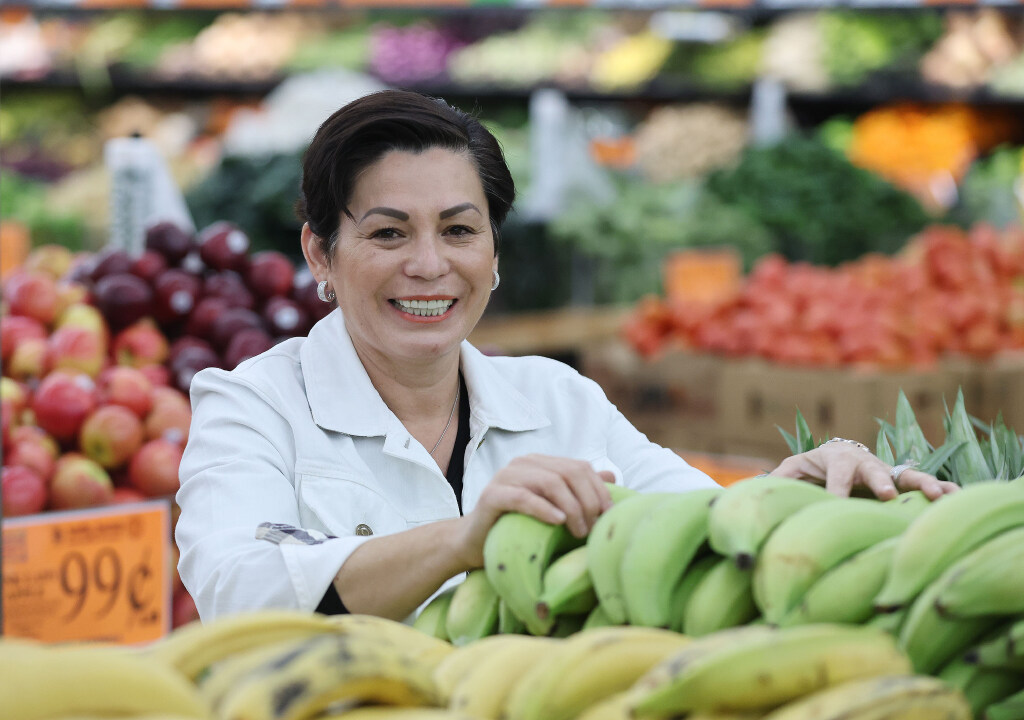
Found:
[0,68,283,96]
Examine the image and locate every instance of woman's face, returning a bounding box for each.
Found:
[306,147,498,368]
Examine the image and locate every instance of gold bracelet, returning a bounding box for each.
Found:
[822,437,871,453]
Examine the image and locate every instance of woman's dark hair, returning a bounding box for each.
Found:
[296,90,515,261]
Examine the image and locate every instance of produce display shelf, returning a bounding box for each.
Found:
[11,0,1024,9]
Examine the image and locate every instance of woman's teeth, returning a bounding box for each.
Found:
[392,299,455,317]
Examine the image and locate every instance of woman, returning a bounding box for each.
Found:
[175,90,955,623]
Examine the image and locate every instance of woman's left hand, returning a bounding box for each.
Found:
[770,441,959,500]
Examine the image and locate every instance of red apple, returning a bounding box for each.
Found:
[1,400,15,450]
[55,281,91,318]
[138,364,171,387]
[32,371,98,443]
[2,465,47,516]
[172,590,200,628]
[93,273,154,331]
[24,244,74,280]
[145,398,191,444]
[152,269,203,326]
[170,344,221,395]
[184,296,231,340]
[203,271,255,310]
[129,438,184,497]
[3,271,59,326]
[45,326,108,378]
[9,425,60,458]
[113,319,169,367]
[55,303,109,341]
[246,251,294,299]
[111,486,147,504]
[224,327,274,370]
[146,221,194,265]
[50,453,114,509]
[87,248,134,283]
[8,337,48,381]
[130,250,168,284]
[80,405,145,469]
[98,366,154,418]
[7,439,57,481]
[211,308,265,351]
[0,377,29,414]
[263,297,311,337]
[198,221,250,271]
[1,315,47,362]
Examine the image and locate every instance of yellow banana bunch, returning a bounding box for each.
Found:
[759,675,970,720]
[432,634,544,704]
[591,33,673,91]
[446,636,554,718]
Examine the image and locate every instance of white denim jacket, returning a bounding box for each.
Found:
[175,310,718,621]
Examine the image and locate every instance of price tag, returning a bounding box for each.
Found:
[2,501,171,645]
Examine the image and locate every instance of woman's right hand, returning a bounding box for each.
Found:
[455,454,616,569]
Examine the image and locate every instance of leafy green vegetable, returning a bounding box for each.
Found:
[821,11,944,87]
[1,171,88,251]
[951,145,1024,229]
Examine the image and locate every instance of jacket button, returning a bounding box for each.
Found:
[355,524,373,536]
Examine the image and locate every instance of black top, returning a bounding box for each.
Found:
[316,374,471,615]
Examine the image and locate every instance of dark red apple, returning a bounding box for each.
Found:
[170,345,221,394]
[224,327,274,369]
[93,273,154,330]
[203,271,255,310]
[183,296,231,341]
[246,251,294,299]
[263,297,311,337]
[169,336,216,366]
[130,250,168,284]
[88,248,134,283]
[198,222,250,271]
[210,308,265,351]
[152,269,202,326]
[146,221,194,265]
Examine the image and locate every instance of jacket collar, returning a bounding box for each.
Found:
[300,310,549,437]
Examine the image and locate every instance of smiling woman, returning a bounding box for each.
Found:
[174,90,955,625]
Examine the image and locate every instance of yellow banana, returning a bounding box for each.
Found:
[319,710,480,719]
[445,569,499,646]
[759,674,970,720]
[630,624,912,716]
[575,693,761,720]
[447,636,554,719]
[413,586,457,641]
[217,633,440,720]
[504,625,690,720]
[326,614,454,669]
[199,636,320,713]
[143,608,338,680]
[0,641,209,719]
[432,634,546,704]
[683,555,758,637]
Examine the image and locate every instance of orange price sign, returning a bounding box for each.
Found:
[2,500,171,645]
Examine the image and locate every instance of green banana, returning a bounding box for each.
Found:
[537,545,597,621]
[683,556,758,637]
[865,607,908,636]
[875,481,1024,612]
[965,624,1024,672]
[619,488,722,627]
[549,612,588,638]
[754,496,923,624]
[484,513,580,636]
[898,573,997,674]
[630,624,911,716]
[499,598,527,635]
[707,475,838,569]
[939,655,1024,719]
[587,492,674,624]
[582,603,619,630]
[446,569,499,646]
[778,537,899,628]
[934,526,1024,618]
[413,586,456,641]
[669,555,719,633]
[987,686,1024,720]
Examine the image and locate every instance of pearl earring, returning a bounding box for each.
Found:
[317,280,336,303]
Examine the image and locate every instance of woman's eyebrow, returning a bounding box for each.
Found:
[359,207,410,222]
[439,203,481,220]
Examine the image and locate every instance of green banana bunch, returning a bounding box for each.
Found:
[447,636,554,719]
[898,574,997,674]
[754,496,922,624]
[504,626,690,720]
[587,492,673,623]
[940,655,1024,718]
[0,640,208,719]
[414,586,457,641]
[549,612,589,638]
[498,598,527,634]
[143,608,338,680]
[537,544,597,620]
[630,624,912,716]
[583,603,619,630]
[669,554,719,633]
[875,481,1024,612]
[933,526,1024,618]
[987,686,1024,720]
[707,475,837,569]
[866,607,908,635]
[217,632,440,720]
[683,556,758,637]
[964,620,1024,672]
[758,674,971,720]
[446,569,499,646]
[620,488,721,627]
[778,537,899,628]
